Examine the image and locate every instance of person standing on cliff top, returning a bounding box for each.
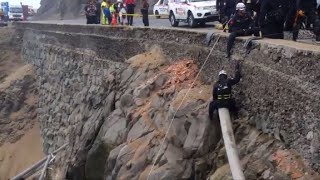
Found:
[101,0,108,25]
[85,0,98,24]
[125,0,136,25]
[115,0,127,25]
[141,0,149,26]
[96,0,102,24]
[209,62,241,122]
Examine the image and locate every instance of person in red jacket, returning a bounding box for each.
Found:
[125,0,135,25]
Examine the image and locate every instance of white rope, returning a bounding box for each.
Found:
[147,34,221,180]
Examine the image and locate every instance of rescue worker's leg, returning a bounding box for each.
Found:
[96,13,101,24]
[304,10,315,30]
[304,9,320,41]
[314,16,320,41]
[275,23,285,39]
[101,13,106,25]
[127,5,134,25]
[141,9,149,26]
[226,30,245,57]
[209,101,220,121]
[227,98,239,119]
[284,1,296,31]
[87,16,92,24]
[108,15,112,25]
[293,15,303,41]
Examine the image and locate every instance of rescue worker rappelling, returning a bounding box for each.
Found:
[209,62,241,122]
[226,3,258,58]
[259,0,290,39]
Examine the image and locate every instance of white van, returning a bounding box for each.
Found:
[8,5,23,21]
[168,0,219,28]
[153,0,169,18]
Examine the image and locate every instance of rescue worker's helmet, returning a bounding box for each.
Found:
[219,70,227,77]
[236,3,246,11]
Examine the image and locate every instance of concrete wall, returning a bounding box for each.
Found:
[18,22,320,174]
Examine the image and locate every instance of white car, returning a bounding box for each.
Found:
[8,5,23,21]
[153,0,169,18]
[168,0,219,28]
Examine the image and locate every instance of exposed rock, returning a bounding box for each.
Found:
[85,141,114,180]
[19,24,320,180]
[209,164,233,180]
[120,94,134,108]
[127,118,154,142]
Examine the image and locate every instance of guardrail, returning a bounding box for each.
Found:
[11,143,68,180]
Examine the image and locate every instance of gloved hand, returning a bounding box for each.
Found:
[298,10,305,17]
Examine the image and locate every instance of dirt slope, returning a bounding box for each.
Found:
[0,124,44,179]
[0,27,44,179]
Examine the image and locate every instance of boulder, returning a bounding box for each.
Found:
[85,141,115,180]
[127,118,155,142]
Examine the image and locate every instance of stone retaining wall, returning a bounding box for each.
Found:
[18,22,320,175]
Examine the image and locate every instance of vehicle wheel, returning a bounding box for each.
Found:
[170,12,179,27]
[187,12,197,28]
[199,21,206,27]
[155,11,160,19]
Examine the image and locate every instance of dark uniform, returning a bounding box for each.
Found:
[284,0,297,31]
[208,64,241,121]
[85,2,98,24]
[226,10,258,57]
[141,0,149,26]
[96,1,102,24]
[250,0,262,27]
[259,0,290,39]
[292,0,319,41]
[315,3,320,41]
[226,0,237,19]
[217,0,236,25]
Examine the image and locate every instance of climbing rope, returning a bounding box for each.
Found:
[147,34,222,180]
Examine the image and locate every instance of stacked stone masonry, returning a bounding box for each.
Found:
[18,22,320,179]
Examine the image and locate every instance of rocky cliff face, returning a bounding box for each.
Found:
[19,23,320,179]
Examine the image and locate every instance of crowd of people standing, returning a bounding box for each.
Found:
[219,0,320,57]
[84,0,149,26]
[219,0,320,40]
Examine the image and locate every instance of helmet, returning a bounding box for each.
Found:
[236,3,246,11]
[219,70,227,76]
[117,0,123,2]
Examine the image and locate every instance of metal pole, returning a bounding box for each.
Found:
[39,155,51,180]
[218,108,245,180]
[11,143,68,180]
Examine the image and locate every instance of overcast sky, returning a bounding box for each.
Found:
[1,0,41,8]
